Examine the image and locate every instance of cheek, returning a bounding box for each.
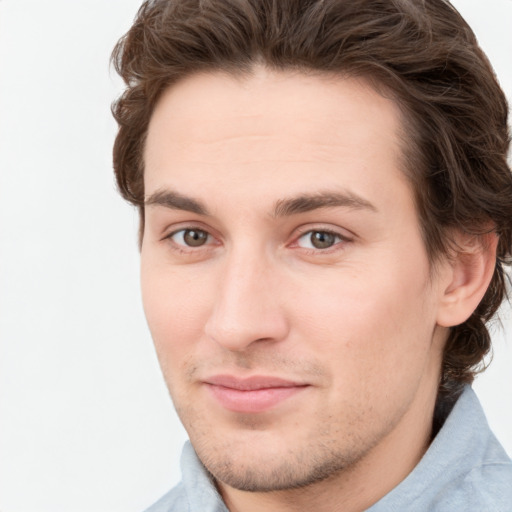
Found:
[291,256,436,388]
[140,258,212,364]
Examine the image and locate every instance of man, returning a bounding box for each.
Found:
[111,0,512,510]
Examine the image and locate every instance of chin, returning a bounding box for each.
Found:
[190,427,363,493]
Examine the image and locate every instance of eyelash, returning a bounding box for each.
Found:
[164,227,215,252]
[163,226,351,255]
[293,228,349,252]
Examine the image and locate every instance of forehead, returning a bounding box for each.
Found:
[144,68,409,208]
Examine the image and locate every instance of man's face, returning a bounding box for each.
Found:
[141,69,449,492]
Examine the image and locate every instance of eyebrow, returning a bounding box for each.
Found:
[272,191,377,217]
[144,189,377,217]
[144,190,209,215]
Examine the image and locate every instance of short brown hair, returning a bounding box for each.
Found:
[111,0,512,399]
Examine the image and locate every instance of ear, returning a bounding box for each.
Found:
[436,231,498,327]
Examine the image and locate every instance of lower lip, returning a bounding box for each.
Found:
[205,384,307,413]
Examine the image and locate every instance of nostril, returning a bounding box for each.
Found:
[204,307,289,352]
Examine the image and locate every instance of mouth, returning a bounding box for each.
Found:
[203,375,310,413]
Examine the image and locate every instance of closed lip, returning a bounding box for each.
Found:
[203,375,308,390]
[203,374,310,413]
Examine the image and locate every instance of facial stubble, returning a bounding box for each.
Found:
[166,356,401,494]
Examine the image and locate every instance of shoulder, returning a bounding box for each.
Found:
[143,482,189,512]
[369,387,512,512]
[428,388,512,511]
[427,460,512,512]
[143,477,228,512]
[142,442,228,512]
[372,458,512,512]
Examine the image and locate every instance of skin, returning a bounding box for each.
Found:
[140,68,490,512]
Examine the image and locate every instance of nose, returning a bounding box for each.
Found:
[204,251,290,352]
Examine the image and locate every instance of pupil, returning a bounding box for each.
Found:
[184,229,207,247]
[311,231,335,249]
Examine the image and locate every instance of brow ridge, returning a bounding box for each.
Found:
[144,190,209,215]
[273,191,377,218]
[144,189,376,218]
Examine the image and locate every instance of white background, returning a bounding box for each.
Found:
[0,1,511,511]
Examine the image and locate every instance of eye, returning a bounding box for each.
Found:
[169,228,210,247]
[296,230,343,250]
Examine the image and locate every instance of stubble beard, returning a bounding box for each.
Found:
[175,399,385,494]
[198,439,362,493]
[164,355,399,495]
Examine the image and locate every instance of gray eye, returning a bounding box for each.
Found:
[310,231,337,249]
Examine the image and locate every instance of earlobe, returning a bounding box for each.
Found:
[436,232,498,328]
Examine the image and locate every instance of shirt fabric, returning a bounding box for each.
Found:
[145,386,512,511]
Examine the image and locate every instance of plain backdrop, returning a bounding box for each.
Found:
[0,1,511,511]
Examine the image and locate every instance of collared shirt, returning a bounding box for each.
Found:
[145,386,512,511]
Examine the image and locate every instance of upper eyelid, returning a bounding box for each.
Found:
[164,228,219,253]
[298,229,344,239]
[292,224,354,240]
[167,227,214,242]
[169,227,210,237]
[293,230,346,247]
[168,226,209,236]
[158,221,354,244]
[161,222,216,240]
[286,229,353,256]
